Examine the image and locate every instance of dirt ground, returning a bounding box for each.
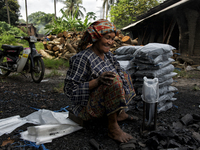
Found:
[0,69,200,150]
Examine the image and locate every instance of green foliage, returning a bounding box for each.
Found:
[53,82,64,93]
[44,69,62,78]
[35,42,45,51]
[0,21,27,35]
[77,15,91,31]
[0,0,20,25]
[44,8,93,34]
[62,0,86,19]
[43,58,69,69]
[18,19,26,23]
[110,0,160,29]
[28,11,55,34]
[0,21,27,48]
[86,12,97,21]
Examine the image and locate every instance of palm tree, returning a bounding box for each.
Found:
[53,0,63,20]
[5,0,10,24]
[62,0,86,19]
[102,0,117,19]
[25,0,28,33]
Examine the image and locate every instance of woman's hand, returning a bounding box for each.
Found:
[89,72,116,90]
[97,71,116,86]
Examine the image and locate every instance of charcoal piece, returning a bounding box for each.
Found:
[192,114,200,122]
[172,121,183,130]
[192,132,200,142]
[181,114,193,125]
[188,124,199,132]
[168,139,182,148]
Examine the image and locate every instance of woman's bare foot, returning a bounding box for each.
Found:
[108,122,133,143]
[108,112,133,143]
[117,110,133,121]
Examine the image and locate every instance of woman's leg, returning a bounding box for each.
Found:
[117,109,133,121]
[78,74,135,142]
[108,112,133,143]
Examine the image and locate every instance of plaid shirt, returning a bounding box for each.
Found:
[64,48,131,116]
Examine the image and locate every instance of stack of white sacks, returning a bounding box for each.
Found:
[115,43,178,113]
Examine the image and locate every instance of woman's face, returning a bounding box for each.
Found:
[93,32,116,54]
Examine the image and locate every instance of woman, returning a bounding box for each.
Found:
[64,19,136,143]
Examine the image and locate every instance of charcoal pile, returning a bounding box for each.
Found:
[39,30,139,60]
[143,113,200,149]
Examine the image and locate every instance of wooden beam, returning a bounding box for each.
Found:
[167,21,176,44]
[184,8,199,55]
[162,18,175,43]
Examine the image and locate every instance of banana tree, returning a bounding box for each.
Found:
[44,8,80,34]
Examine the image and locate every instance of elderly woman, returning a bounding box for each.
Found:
[64,19,136,143]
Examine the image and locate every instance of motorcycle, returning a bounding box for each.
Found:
[0,36,45,83]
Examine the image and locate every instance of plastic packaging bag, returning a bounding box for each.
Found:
[118,60,130,70]
[135,58,175,70]
[157,102,173,113]
[114,45,141,55]
[114,54,134,60]
[132,43,175,64]
[159,78,174,88]
[158,92,174,104]
[135,64,174,77]
[159,86,178,95]
[141,77,159,103]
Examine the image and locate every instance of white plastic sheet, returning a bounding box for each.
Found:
[0,115,27,136]
[21,124,82,145]
[0,109,83,145]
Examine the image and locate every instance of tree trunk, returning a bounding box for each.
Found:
[65,42,77,53]
[38,49,53,59]
[6,0,10,24]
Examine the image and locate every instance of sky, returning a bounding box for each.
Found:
[17,0,104,21]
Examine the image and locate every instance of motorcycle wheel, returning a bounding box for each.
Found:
[0,55,11,77]
[31,57,45,83]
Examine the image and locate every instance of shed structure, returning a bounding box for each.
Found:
[122,0,200,63]
[17,23,37,36]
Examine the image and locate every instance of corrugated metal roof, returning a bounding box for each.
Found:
[122,0,189,31]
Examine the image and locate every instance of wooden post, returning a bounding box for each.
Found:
[163,18,175,43]
[184,8,199,56]
[166,21,176,44]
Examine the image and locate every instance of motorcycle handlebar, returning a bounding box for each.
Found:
[15,36,29,39]
[15,36,42,42]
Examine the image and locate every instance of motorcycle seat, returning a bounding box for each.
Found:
[2,45,23,51]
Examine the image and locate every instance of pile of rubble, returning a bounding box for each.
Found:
[38,31,139,60]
